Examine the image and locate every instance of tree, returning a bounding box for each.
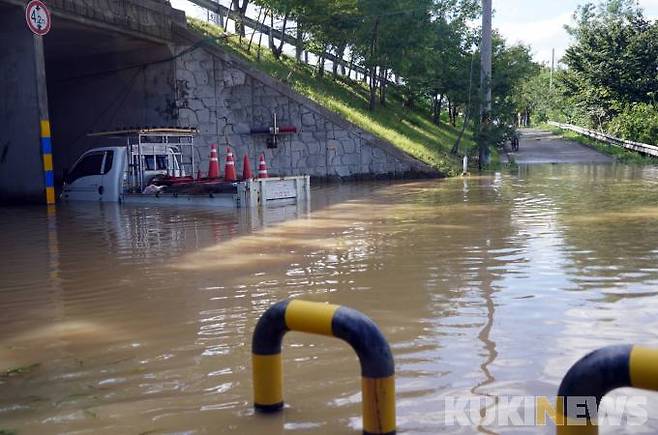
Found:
[230,0,250,38]
[472,34,539,152]
[561,0,658,127]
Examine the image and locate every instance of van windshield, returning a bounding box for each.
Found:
[68,152,104,183]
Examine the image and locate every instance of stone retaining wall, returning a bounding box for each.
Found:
[173,28,436,180]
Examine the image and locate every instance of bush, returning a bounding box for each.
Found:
[608,103,658,145]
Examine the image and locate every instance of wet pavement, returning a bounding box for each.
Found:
[504,128,614,164]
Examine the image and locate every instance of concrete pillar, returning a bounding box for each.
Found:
[0,5,48,204]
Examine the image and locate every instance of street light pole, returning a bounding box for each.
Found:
[550,48,555,90]
[479,0,493,167]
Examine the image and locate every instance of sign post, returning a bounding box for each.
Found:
[26,0,55,205]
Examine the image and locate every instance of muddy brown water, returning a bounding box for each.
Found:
[2,164,658,434]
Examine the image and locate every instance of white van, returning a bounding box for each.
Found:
[61,145,186,202]
[61,147,122,202]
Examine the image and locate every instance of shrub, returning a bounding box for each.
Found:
[608,103,658,145]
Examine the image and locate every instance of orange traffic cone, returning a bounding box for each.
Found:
[258,153,268,179]
[224,147,237,182]
[242,154,253,180]
[208,144,220,179]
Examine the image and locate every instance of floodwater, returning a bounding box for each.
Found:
[2,164,658,435]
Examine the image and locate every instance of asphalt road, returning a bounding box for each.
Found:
[504,128,614,164]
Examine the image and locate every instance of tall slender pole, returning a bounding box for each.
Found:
[33,33,56,205]
[550,48,555,91]
[479,0,492,167]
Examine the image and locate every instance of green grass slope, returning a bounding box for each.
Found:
[189,18,474,176]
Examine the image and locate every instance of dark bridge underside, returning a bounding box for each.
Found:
[44,15,176,185]
[0,2,177,203]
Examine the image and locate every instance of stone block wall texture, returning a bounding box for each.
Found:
[47,0,182,41]
[173,36,434,179]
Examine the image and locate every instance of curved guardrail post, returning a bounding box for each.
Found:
[252,299,396,435]
[557,344,658,434]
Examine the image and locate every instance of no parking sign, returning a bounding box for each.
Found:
[25,0,51,36]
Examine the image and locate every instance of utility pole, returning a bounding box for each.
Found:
[550,48,555,91]
[479,0,492,167]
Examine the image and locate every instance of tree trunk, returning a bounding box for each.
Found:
[296,20,304,64]
[317,45,327,77]
[247,6,264,52]
[317,56,325,77]
[433,94,444,125]
[269,9,289,60]
[268,13,275,53]
[231,0,249,39]
[432,95,438,123]
[276,12,289,59]
[336,45,346,77]
[451,105,471,155]
[256,9,266,60]
[368,19,380,112]
[369,66,378,111]
[379,67,387,105]
[347,54,354,79]
[404,93,414,109]
[448,100,452,125]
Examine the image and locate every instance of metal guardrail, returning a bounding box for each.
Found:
[548,121,658,158]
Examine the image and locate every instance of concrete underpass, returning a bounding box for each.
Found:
[0,0,179,203]
[1,0,433,205]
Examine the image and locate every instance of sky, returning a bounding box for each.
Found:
[172,0,658,65]
[495,0,658,66]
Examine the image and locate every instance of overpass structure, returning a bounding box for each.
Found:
[0,0,432,204]
[1,0,184,203]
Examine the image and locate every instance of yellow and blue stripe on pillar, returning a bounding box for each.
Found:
[252,299,396,435]
[40,120,55,205]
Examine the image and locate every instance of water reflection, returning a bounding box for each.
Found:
[1,165,658,434]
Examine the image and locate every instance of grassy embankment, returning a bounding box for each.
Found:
[188,18,478,176]
[544,125,657,164]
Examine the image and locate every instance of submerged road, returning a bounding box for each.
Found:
[505,128,614,164]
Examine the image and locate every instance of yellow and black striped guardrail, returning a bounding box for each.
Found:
[557,344,658,434]
[252,299,396,435]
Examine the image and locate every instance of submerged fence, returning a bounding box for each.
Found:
[548,121,658,158]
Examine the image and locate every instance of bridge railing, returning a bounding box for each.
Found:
[548,121,658,158]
